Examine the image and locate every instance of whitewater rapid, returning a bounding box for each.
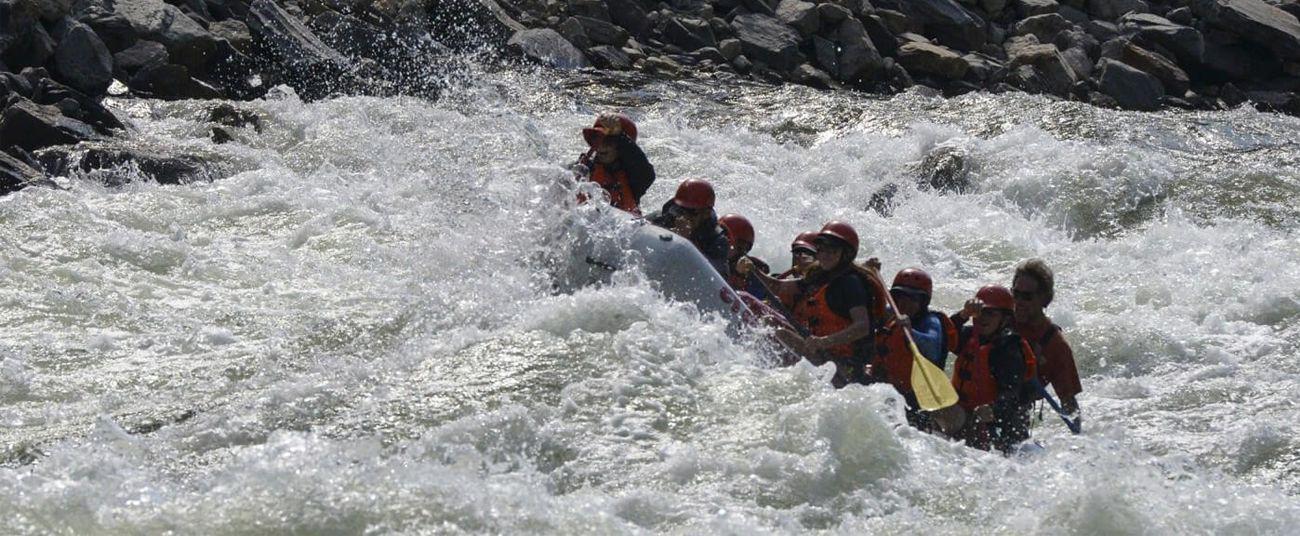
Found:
[1,66,1298,533]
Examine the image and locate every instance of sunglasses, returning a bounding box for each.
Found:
[1013,289,1037,301]
[792,248,815,257]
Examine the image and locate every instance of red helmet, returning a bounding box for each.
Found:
[582,113,638,146]
[674,178,715,210]
[719,214,755,246]
[976,284,1015,311]
[892,268,933,295]
[791,231,818,252]
[816,220,859,253]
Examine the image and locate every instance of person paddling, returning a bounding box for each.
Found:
[718,213,771,300]
[871,268,959,429]
[949,285,1037,453]
[1012,259,1083,423]
[647,179,730,274]
[575,113,655,214]
[738,221,882,387]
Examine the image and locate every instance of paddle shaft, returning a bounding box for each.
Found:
[746,271,811,338]
[1036,381,1082,434]
[865,266,954,403]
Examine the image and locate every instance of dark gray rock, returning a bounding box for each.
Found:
[1105,38,1190,94]
[36,143,213,186]
[1087,20,1120,41]
[127,62,223,98]
[816,2,852,25]
[1058,4,1090,23]
[719,38,743,60]
[587,44,632,69]
[574,15,628,46]
[1,14,56,70]
[897,0,987,51]
[0,150,50,195]
[898,41,969,79]
[23,0,73,22]
[559,17,592,50]
[1008,42,1077,94]
[694,46,728,63]
[1193,39,1275,80]
[116,0,219,71]
[743,0,778,16]
[1191,0,1300,61]
[1119,12,1204,63]
[1061,45,1093,78]
[81,12,138,53]
[570,0,611,21]
[26,77,123,132]
[1167,7,1195,24]
[834,18,885,82]
[1014,13,1075,43]
[1097,57,1164,109]
[777,0,820,36]
[53,21,113,95]
[209,19,252,53]
[961,52,1004,80]
[0,97,99,151]
[861,15,899,57]
[730,13,803,71]
[665,17,717,51]
[607,0,651,37]
[1016,0,1061,17]
[793,63,835,88]
[1087,0,1149,20]
[247,0,360,99]
[507,29,590,69]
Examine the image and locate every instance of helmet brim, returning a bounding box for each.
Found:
[582,127,607,147]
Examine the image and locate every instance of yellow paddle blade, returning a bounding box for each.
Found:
[908,341,959,411]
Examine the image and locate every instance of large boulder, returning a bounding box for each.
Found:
[507,29,589,69]
[664,17,717,51]
[246,0,359,99]
[209,20,252,53]
[607,0,650,37]
[1193,39,1276,80]
[1097,58,1164,109]
[1104,38,1190,94]
[1007,42,1077,95]
[1087,0,1149,20]
[1013,13,1075,42]
[0,97,99,151]
[115,0,218,71]
[897,41,969,79]
[586,45,632,69]
[127,62,223,98]
[834,18,884,82]
[777,0,820,36]
[81,11,138,53]
[1191,0,1300,61]
[37,143,213,186]
[574,15,628,46]
[52,21,113,95]
[20,0,73,22]
[1016,0,1061,17]
[1,12,56,70]
[730,13,804,71]
[1119,12,1204,63]
[897,0,987,51]
[0,151,47,195]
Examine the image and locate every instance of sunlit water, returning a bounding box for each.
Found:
[1,63,1298,533]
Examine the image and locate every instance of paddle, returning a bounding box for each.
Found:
[863,266,960,412]
[1035,381,1082,434]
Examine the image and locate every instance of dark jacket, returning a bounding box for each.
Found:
[579,135,656,204]
[648,200,730,275]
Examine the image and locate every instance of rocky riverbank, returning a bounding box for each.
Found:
[3,0,1300,195]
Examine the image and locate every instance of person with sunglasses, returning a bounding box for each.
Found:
[949,285,1038,453]
[1012,259,1083,419]
[576,113,656,214]
[647,178,730,275]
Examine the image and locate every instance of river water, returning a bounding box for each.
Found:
[1,64,1298,533]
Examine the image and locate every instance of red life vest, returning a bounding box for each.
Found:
[951,332,1037,411]
[589,164,639,214]
[791,270,888,359]
[875,312,958,394]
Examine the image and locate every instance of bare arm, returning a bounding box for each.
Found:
[808,305,872,351]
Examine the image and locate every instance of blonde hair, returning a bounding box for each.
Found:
[1014,258,1055,307]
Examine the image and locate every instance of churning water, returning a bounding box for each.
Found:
[2,63,1299,533]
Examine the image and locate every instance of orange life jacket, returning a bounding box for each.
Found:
[589,164,639,214]
[951,331,1037,411]
[791,270,888,359]
[875,312,959,394]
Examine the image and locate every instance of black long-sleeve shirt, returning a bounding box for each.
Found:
[647,200,730,275]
